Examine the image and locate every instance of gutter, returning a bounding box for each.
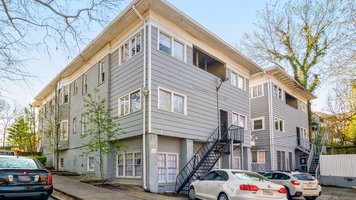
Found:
[267,79,275,170]
[132,5,148,190]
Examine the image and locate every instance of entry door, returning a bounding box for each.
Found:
[296,127,301,146]
[220,110,228,138]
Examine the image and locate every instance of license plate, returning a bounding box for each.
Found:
[263,189,273,195]
[305,183,315,187]
[18,175,31,182]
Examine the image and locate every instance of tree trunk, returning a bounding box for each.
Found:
[307,101,313,142]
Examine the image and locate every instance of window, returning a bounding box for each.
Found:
[298,100,307,112]
[251,84,263,98]
[232,113,246,129]
[117,152,142,177]
[81,114,87,135]
[237,75,245,90]
[99,61,105,84]
[274,117,284,132]
[173,40,184,61]
[252,117,265,131]
[60,121,68,140]
[159,32,171,54]
[131,33,142,57]
[252,151,265,164]
[277,151,286,171]
[121,42,129,63]
[83,74,88,94]
[158,88,186,115]
[159,31,186,62]
[87,156,94,171]
[158,153,178,182]
[60,158,64,169]
[301,128,308,139]
[230,72,237,87]
[73,79,79,95]
[119,89,141,116]
[230,71,246,91]
[72,117,77,134]
[61,86,69,104]
[273,85,283,100]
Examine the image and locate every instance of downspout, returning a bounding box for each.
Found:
[132,5,148,190]
[267,79,275,170]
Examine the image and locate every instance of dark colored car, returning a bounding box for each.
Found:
[0,156,53,200]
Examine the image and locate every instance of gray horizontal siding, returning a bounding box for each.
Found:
[109,49,144,139]
[151,26,251,146]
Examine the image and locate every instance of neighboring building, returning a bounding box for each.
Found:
[250,66,316,172]
[33,0,262,193]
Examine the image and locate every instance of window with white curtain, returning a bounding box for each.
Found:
[232,113,246,129]
[119,89,141,116]
[158,153,178,182]
[117,152,142,177]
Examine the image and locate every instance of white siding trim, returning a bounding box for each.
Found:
[251,117,265,131]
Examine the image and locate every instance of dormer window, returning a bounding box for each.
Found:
[273,85,283,100]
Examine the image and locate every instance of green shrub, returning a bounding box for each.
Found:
[29,156,47,166]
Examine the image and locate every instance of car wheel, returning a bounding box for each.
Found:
[218,193,228,200]
[305,197,317,200]
[188,186,196,200]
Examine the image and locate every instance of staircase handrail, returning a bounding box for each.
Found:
[307,143,315,171]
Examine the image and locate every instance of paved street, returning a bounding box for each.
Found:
[292,186,356,200]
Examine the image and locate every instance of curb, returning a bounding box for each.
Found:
[54,188,85,200]
[51,194,62,200]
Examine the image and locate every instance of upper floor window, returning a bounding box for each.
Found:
[301,127,308,139]
[62,85,69,104]
[81,114,87,135]
[119,89,141,116]
[252,117,265,131]
[251,84,263,98]
[72,117,77,134]
[159,31,185,61]
[230,71,246,91]
[158,88,186,115]
[120,31,142,64]
[273,85,283,100]
[274,117,284,132]
[98,61,105,84]
[82,74,88,94]
[60,120,68,140]
[252,151,265,164]
[298,100,307,112]
[73,79,79,95]
[232,113,246,129]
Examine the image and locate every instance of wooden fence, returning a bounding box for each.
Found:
[320,154,356,177]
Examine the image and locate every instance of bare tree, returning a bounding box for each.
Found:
[240,0,355,135]
[0,100,21,147]
[0,0,124,88]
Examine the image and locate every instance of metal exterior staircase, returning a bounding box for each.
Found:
[175,125,244,194]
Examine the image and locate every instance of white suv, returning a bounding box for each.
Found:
[263,171,321,200]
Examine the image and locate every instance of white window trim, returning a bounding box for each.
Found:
[60,120,68,140]
[157,87,187,115]
[61,85,69,105]
[87,156,95,172]
[59,157,64,170]
[274,117,285,132]
[118,89,142,117]
[82,74,88,95]
[252,150,266,164]
[73,80,79,95]
[230,70,247,91]
[251,117,265,131]
[98,61,105,84]
[158,29,187,63]
[251,84,264,99]
[81,114,86,135]
[232,112,247,130]
[72,117,77,134]
[116,152,142,178]
[157,152,179,183]
[273,84,284,100]
[300,127,308,139]
[119,30,143,65]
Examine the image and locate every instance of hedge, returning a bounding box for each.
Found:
[29,156,47,166]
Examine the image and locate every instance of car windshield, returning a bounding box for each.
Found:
[232,171,269,182]
[0,157,41,169]
[293,174,316,181]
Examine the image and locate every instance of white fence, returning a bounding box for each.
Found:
[320,154,356,177]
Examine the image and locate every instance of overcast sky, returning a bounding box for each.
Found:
[2,0,332,112]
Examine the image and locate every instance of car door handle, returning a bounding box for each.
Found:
[217,184,223,187]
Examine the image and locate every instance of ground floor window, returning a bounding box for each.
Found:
[87,156,94,171]
[60,158,64,169]
[252,151,266,164]
[117,152,142,178]
[158,153,178,183]
[277,151,286,170]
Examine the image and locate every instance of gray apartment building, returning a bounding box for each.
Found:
[250,66,316,173]
[33,0,264,193]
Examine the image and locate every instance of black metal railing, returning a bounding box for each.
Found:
[175,125,244,193]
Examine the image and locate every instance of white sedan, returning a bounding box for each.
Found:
[188,169,288,200]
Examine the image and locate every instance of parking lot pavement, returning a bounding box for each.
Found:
[293,186,356,200]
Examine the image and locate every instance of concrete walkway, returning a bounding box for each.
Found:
[53,175,185,200]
